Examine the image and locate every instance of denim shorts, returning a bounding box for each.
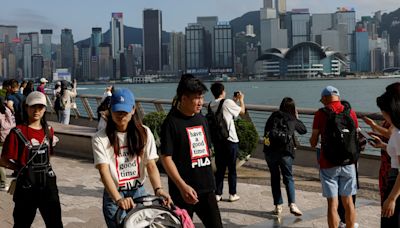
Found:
[320,164,357,198]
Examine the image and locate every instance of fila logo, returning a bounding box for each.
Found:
[120,96,125,102]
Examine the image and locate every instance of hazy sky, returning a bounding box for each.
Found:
[0,0,398,43]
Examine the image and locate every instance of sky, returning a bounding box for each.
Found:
[0,0,399,43]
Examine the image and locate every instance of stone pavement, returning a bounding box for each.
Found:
[0,156,381,228]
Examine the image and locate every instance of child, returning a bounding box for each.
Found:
[0,91,63,227]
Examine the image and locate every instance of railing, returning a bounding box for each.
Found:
[46,93,382,156]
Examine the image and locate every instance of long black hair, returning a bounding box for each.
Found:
[279,97,296,117]
[377,90,400,130]
[105,110,147,157]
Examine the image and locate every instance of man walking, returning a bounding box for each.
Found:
[209,82,245,202]
[310,86,358,228]
[160,75,223,228]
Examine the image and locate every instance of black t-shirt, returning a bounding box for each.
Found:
[160,108,215,195]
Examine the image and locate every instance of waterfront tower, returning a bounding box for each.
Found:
[61,28,74,75]
[143,9,162,72]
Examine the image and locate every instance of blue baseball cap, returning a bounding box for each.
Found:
[321,86,340,97]
[111,88,135,113]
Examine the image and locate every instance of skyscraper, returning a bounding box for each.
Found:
[169,32,186,72]
[91,27,103,56]
[264,0,273,8]
[185,24,206,74]
[111,13,124,59]
[23,42,32,78]
[310,14,333,45]
[290,9,311,46]
[143,9,162,72]
[334,8,356,70]
[0,25,17,43]
[30,32,39,55]
[40,29,53,61]
[98,43,112,79]
[197,16,218,69]
[275,0,286,15]
[31,54,43,80]
[212,23,233,72]
[61,28,74,74]
[355,30,370,72]
[111,13,124,79]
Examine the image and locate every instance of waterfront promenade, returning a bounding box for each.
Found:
[0,155,381,227]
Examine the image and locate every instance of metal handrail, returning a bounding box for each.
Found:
[45,93,383,156]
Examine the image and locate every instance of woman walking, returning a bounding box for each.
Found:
[263,97,307,216]
[92,88,172,228]
[0,91,63,227]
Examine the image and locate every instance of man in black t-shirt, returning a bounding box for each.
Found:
[160,75,223,228]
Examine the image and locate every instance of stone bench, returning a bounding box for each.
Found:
[49,121,97,160]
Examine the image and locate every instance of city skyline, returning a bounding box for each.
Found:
[0,0,398,43]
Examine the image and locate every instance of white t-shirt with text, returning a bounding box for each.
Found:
[92,125,158,191]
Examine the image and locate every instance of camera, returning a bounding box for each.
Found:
[234,91,240,97]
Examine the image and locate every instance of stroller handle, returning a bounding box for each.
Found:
[115,195,166,227]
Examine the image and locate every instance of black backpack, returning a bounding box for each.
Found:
[265,112,291,149]
[206,99,229,144]
[321,105,359,166]
[54,93,65,111]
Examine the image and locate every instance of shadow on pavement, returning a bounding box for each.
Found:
[58,184,103,197]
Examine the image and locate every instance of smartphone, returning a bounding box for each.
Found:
[234,91,239,97]
[359,130,375,143]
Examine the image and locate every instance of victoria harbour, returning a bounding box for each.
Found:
[78,78,398,113]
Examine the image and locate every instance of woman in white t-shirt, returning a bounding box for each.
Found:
[370,82,400,227]
[92,88,172,228]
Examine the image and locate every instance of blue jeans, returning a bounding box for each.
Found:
[102,186,147,228]
[215,141,238,195]
[265,154,296,205]
[58,109,71,125]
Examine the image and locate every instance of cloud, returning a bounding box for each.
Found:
[0,8,59,32]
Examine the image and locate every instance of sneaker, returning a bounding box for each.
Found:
[229,194,240,202]
[215,195,222,202]
[273,205,283,215]
[289,203,303,216]
[338,222,359,228]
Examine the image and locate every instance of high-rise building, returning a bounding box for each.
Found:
[169,32,186,72]
[91,27,103,56]
[275,0,286,15]
[30,32,39,55]
[90,56,99,81]
[260,18,287,51]
[111,13,124,79]
[334,9,356,69]
[111,13,124,59]
[245,44,259,75]
[185,24,206,73]
[355,31,370,72]
[8,52,16,79]
[23,42,32,78]
[371,48,383,72]
[264,0,273,8]
[311,14,333,45]
[31,54,43,80]
[290,9,311,46]
[41,29,53,60]
[197,16,218,68]
[143,9,162,72]
[321,30,340,51]
[61,28,74,74]
[0,25,17,43]
[81,45,90,81]
[212,23,234,73]
[98,43,112,79]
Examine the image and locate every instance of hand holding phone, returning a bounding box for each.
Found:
[359,129,375,143]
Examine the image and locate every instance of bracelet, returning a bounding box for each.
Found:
[154,187,162,195]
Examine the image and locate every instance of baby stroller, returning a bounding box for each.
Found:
[116,195,183,228]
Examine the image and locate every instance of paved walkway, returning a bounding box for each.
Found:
[0,156,381,228]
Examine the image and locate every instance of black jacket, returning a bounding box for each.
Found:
[263,111,307,159]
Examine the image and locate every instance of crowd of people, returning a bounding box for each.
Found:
[0,74,399,228]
